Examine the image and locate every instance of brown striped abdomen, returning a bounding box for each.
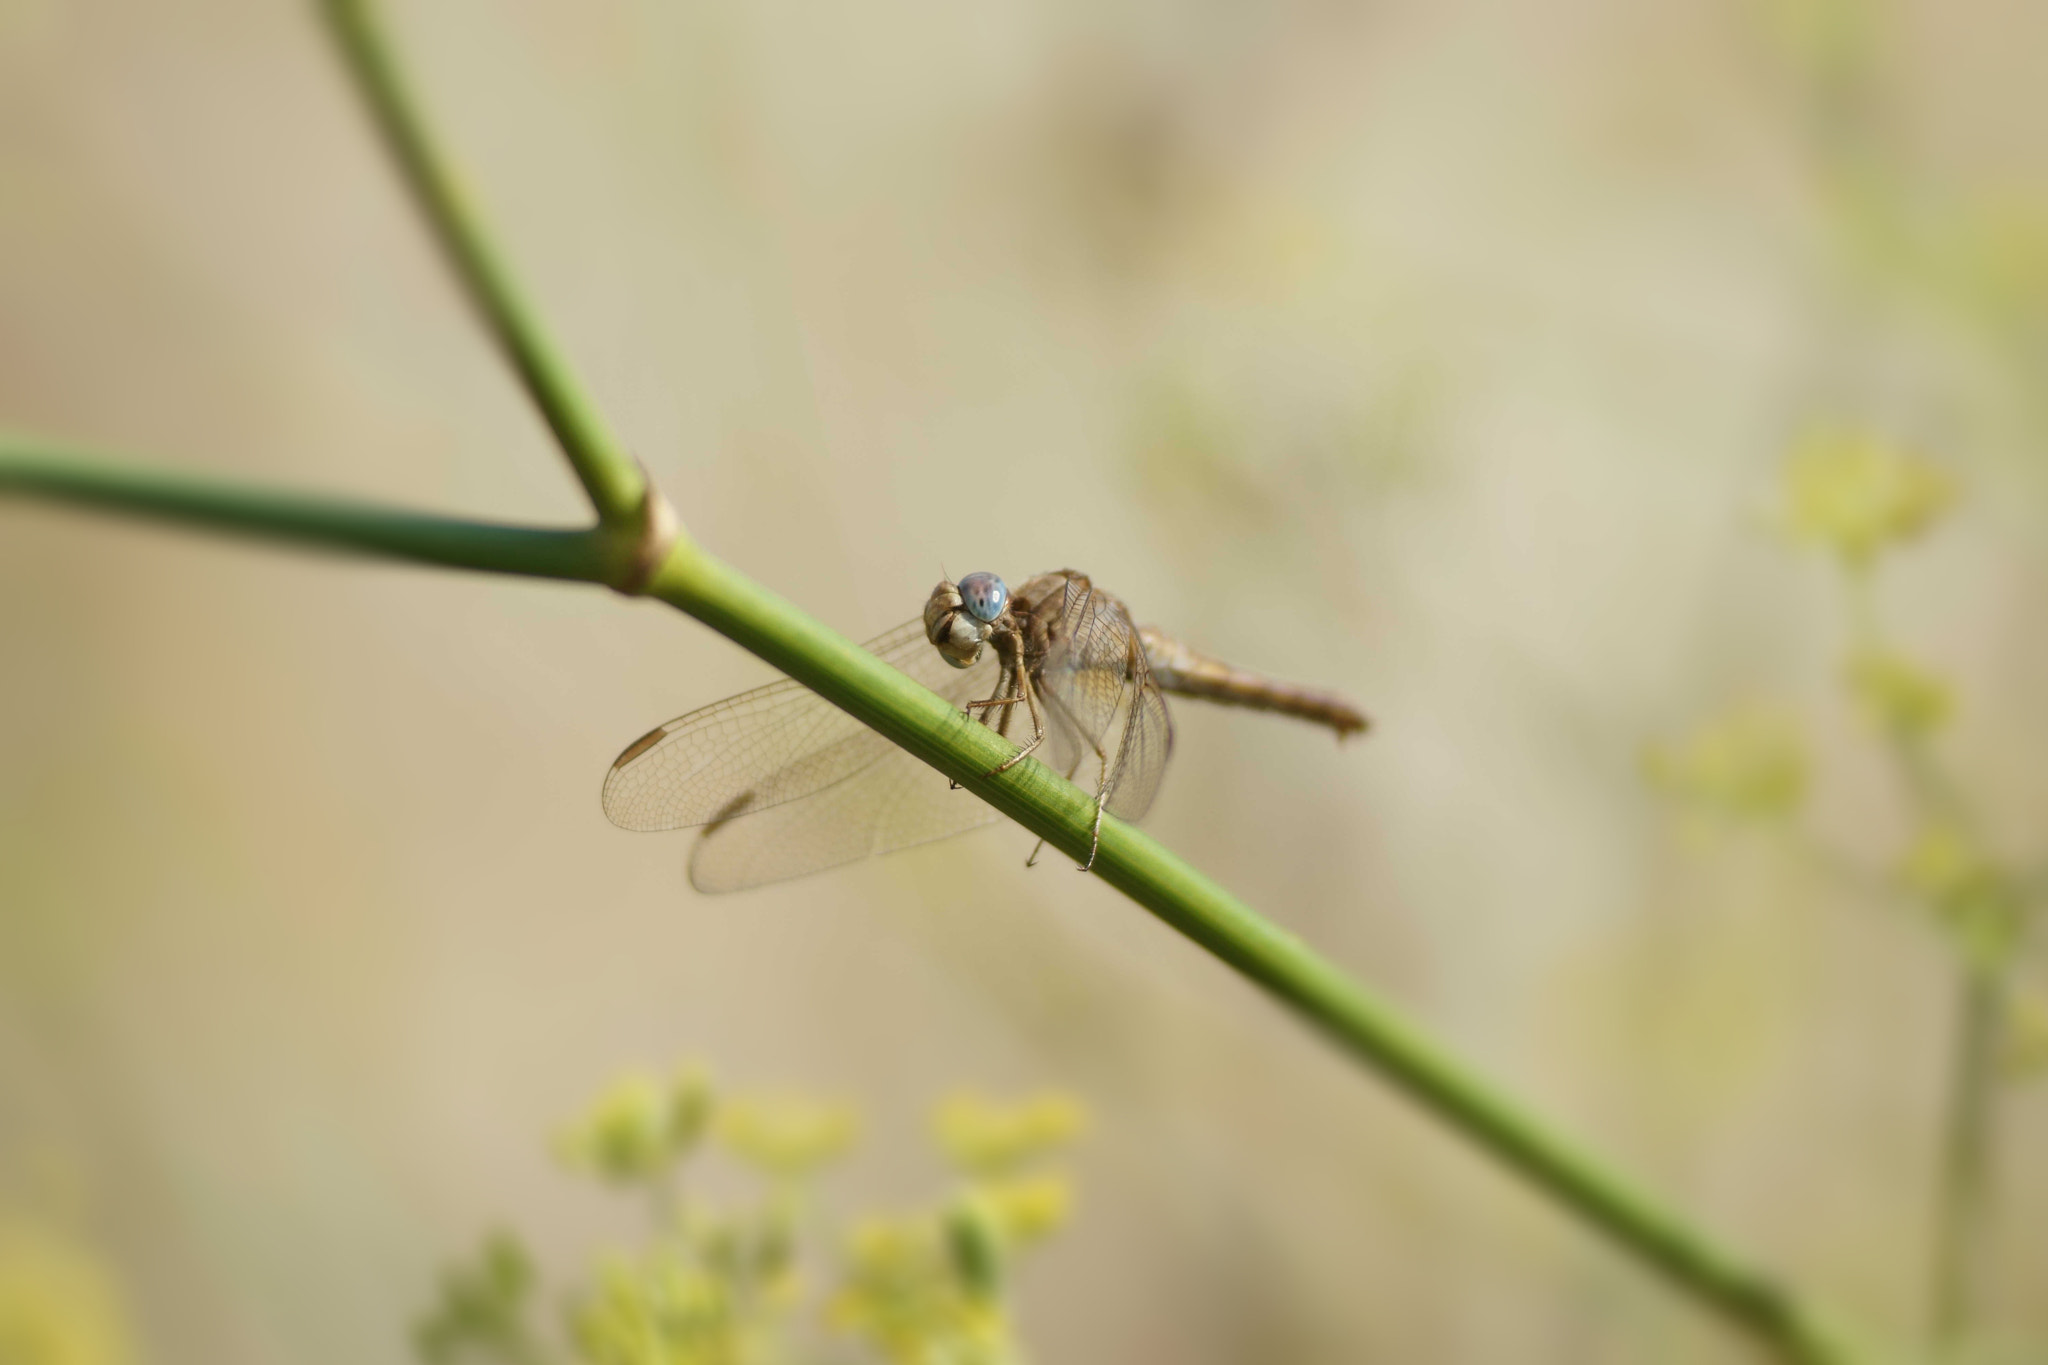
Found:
[1138,626,1368,739]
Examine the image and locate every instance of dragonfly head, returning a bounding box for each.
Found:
[924,574,1005,668]
[956,572,1009,623]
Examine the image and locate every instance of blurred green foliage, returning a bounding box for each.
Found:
[718,1096,860,1184]
[1648,431,2045,1355]
[1844,650,1953,742]
[416,1068,1084,1365]
[555,1066,717,1187]
[1644,706,1809,825]
[2007,993,2048,1081]
[1781,429,1951,572]
[1650,430,2043,976]
[1898,824,2025,971]
[930,1094,1085,1183]
[0,1218,135,1365]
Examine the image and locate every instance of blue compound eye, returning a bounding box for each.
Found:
[957,572,1009,623]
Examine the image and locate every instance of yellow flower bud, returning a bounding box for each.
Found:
[1783,427,1951,567]
[945,1195,1006,1303]
[932,1091,1088,1178]
[975,1175,1074,1246]
[0,1220,135,1365]
[554,1063,716,1184]
[1899,825,1993,907]
[1845,650,1953,739]
[717,1093,858,1180]
[570,1252,739,1365]
[1644,706,1807,821]
[1898,825,2021,967]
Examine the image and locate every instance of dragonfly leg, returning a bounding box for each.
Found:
[1081,800,1108,871]
[1077,668,1141,873]
[1078,763,1113,871]
[987,669,1046,774]
[957,669,1045,784]
[1023,740,1090,871]
[956,668,1026,789]
[961,663,1025,723]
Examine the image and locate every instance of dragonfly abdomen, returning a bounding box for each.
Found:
[1137,626,1368,739]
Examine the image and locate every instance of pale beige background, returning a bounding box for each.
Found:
[2,1,2046,1361]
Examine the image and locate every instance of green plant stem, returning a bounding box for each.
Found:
[1930,964,2003,1354]
[653,542,1859,1365]
[1840,565,2005,1352]
[319,0,646,528]
[0,446,611,583]
[0,443,1861,1363]
[0,2,1871,1356]
[1787,780,2025,1332]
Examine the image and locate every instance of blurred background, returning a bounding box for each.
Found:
[2,0,2046,1360]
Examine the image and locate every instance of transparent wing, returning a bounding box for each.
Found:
[601,620,1000,832]
[687,744,1004,893]
[1024,574,1121,753]
[1024,572,1175,823]
[1104,670,1173,821]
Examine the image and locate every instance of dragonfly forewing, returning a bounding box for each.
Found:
[1106,673,1172,821]
[601,621,1002,859]
[686,740,1004,892]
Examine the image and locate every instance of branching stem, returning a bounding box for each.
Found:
[0,441,1863,1362]
[0,445,610,583]
[0,4,1879,1360]
[1931,963,2005,1355]
[1839,563,2007,1354]
[320,0,648,529]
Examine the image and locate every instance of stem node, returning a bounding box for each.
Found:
[609,477,683,597]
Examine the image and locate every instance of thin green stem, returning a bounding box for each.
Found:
[1838,565,1882,657]
[1837,562,2006,1353]
[1,446,1864,1362]
[648,543,1862,1365]
[1930,964,2004,1356]
[319,0,647,528]
[0,444,611,583]
[0,5,1878,1355]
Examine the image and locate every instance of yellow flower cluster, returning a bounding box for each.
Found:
[1845,650,1953,739]
[717,1094,859,1181]
[1898,824,2021,965]
[933,1091,1087,1179]
[1644,706,1807,822]
[424,1069,1084,1365]
[829,1090,1088,1365]
[1898,825,2000,909]
[1783,428,1951,567]
[0,1220,135,1365]
[414,1233,543,1365]
[554,1065,716,1185]
[830,1216,1011,1365]
[572,1251,764,1365]
[971,1175,1072,1247]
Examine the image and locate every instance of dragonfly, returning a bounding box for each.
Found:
[602,569,1367,893]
